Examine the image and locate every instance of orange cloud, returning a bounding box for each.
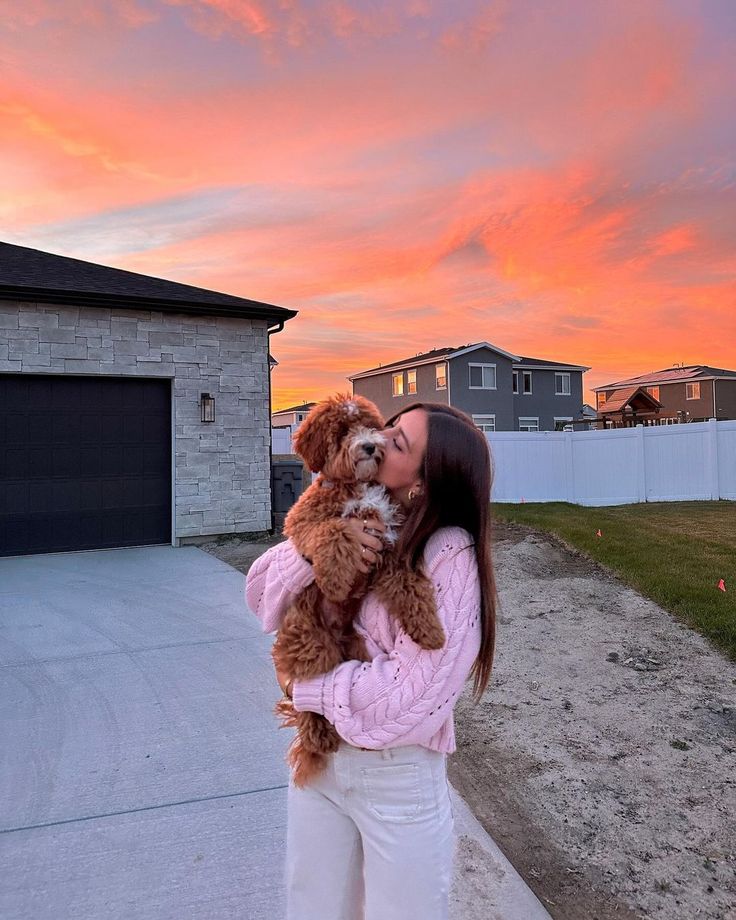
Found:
[1,0,734,411]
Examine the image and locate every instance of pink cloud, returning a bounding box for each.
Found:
[1,0,734,410]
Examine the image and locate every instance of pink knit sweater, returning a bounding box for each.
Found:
[245,526,482,753]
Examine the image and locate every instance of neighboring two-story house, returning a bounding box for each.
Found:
[348,342,590,432]
[272,401,316,429]
[593,365,736,427]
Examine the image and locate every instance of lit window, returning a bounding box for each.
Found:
[407,369,417,395]
[647,386,660,401]
[685,382,700,400]
[555,372,571,395]
[435,363,447,389]
[392,373,404,396]
[473,414,496,433]
[469,364,496,388]
[597,392,607,409]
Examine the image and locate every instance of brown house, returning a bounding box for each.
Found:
[593,365,736,427]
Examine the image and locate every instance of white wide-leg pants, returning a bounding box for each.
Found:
[285,741,455,920]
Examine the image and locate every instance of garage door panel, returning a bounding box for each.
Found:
[143,443,169,474]
[0,374,171,556]
[4,447,26,478]
[53,446,80,478]
[6,414,26,443]
[122,446,144,476]
[28,447,53,478]
[78,446,101,476]
[123,415,144,443]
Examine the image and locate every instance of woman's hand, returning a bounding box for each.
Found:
[344,515,386,575]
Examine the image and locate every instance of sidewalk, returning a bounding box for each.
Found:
[0,543,549,919]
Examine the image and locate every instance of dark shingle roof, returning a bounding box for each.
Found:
[350,342,589,379]
[515,355,588,369]
[0,241,297,321]
[595,365,736,390]
[353,347,456,377]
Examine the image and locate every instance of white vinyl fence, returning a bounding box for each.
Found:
[272,419,736,506]
[272,425,295,455]
[488,419,736,506]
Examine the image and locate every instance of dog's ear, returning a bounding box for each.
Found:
[292,404,329,471]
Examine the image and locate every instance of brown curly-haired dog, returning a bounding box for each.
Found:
[271,393,445,787]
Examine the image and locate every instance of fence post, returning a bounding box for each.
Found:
[564,430,574,503]
[706,417,719,499]
[636,424,646,503]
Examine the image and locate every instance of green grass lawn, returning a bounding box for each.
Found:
[491,501,736,661]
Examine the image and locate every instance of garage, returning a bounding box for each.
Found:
[0,374,171,557]
[0,242,297,552]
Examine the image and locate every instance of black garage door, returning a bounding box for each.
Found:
[0,375,171,557]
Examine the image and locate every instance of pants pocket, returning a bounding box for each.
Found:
[360,762,423,823]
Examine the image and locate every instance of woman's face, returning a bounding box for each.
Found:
[376,408,429,506]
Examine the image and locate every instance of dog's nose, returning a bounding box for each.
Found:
[362,443,376,456]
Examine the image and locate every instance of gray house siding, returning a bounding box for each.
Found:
[513,368,584,430]
[448,348,515,430]
[353,360,449,422]
[351,346,587,431]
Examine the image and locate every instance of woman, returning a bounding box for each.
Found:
[245,402,497,920]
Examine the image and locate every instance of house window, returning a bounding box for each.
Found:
[686,382,700,400]
[407,369,417,395]
[512,371,519,394]
[647,386,660,401]
[554,417,573,431]
[469,364,496,389]
[522,371,532,394]
[473,414,496,433]
[597,392,607,409]
[392,373,404,396]
[555,372,571,395]
[435,363,447,389]
[519,417,539,432]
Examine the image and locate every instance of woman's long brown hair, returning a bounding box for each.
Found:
[384,402,497,703]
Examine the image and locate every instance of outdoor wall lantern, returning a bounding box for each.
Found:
[200,392,215,423]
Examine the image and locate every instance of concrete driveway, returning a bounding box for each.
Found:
[0,545,549,920]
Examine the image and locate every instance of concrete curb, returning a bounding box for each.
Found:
[449,783,552,920]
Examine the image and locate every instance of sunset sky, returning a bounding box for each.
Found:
[2,0,735,409]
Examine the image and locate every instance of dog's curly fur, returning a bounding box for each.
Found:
[271,393,445,787]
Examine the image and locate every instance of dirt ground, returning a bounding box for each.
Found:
[205,523,736,920]
[448,522,735,920]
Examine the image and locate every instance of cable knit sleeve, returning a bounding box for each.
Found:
[291,527,482,749]
[245,539,316,634]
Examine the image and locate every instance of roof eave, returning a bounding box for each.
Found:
[0,285,298,323]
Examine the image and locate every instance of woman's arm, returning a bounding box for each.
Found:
[291,530,482,748]
[245,539,316,634]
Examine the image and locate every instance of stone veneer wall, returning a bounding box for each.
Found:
[0,300,272,540]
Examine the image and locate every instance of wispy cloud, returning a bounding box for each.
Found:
[1,0,734,409]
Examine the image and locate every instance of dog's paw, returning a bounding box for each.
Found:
[404,616,446,651]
